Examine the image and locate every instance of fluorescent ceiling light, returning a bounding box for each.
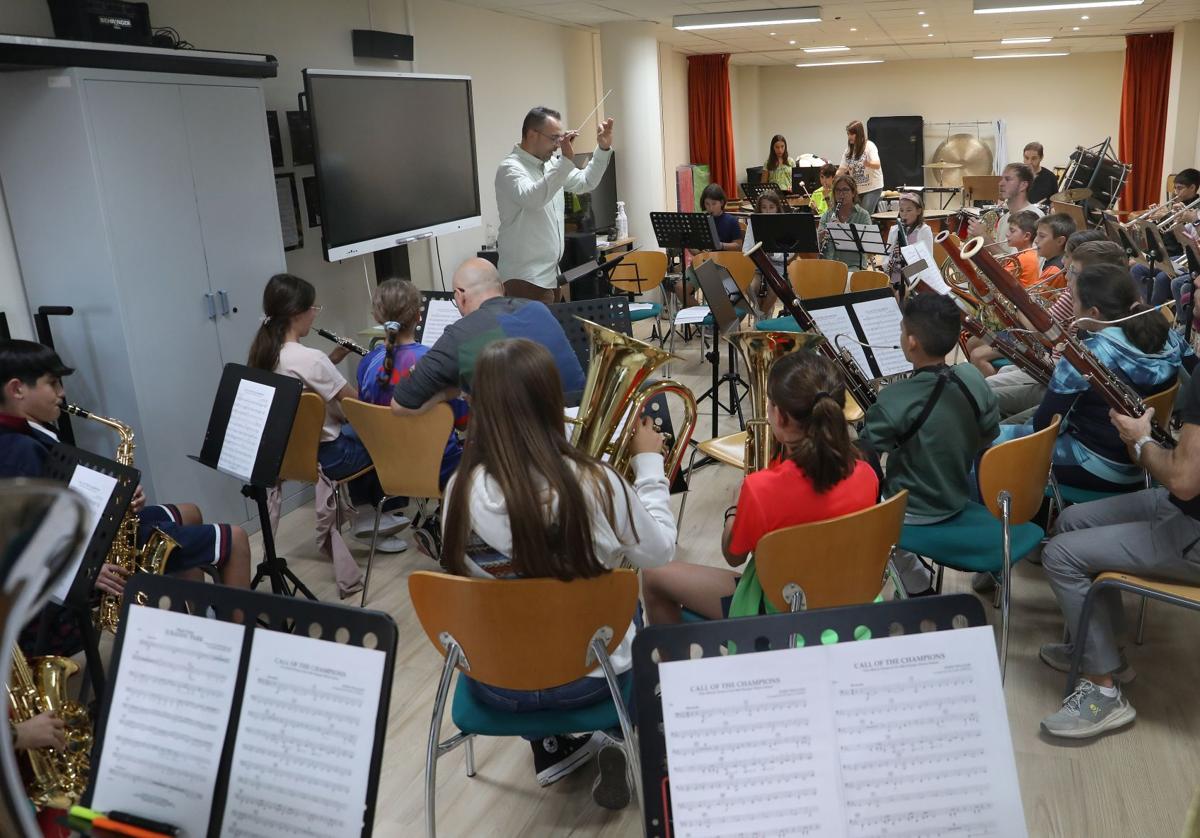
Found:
[796,58,883,67]
[673,7,821,30]
[803,45,849,52]
[974,0,1141,13]
[974,50,1070,58]
[1001,36,1052,43]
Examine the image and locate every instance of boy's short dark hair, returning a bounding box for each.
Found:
[1069,240,1126,269]
[1008,209,1039,239]
[1065,229,1106,254]
[521,106,561,138]
[1004,162,1034,188]
[1176,168,1200,189]
[1023,141,1044,157]
[700,183,727,205]
[1037,212,1076,242]
[0,340,74,389]
[819,162,838,178]
[902,294,960,358]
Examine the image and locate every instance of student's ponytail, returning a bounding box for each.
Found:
[1075,263,1169,354]
[370,279,422,389]
[379,321,400,389]
[766,353,857,493]
[248,273,316,371]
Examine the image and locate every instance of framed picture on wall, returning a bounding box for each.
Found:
[275,173,303,251]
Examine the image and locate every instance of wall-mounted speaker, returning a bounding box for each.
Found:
[351,29,414,61]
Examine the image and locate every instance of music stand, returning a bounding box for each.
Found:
[650,211,719,253]
[416,290,458,347]
[750,212,820,280]
[34,306,77,445]
[741,181,782,203]
[193,363,310,599]
[1140,222,1183,277]
[691,260,749,438]
[793,165,821,195]
[826,221,887,265]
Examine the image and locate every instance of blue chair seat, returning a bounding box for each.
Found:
[629,302,662,322]
[754,316,804,332]
[992,358,1013,369]
[450,671,631,738]
[899,502,1044,574]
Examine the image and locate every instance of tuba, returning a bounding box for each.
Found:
[65,404,178,633]
[726,330,823,473]
[570,319,697,481]
[7,644,92,808]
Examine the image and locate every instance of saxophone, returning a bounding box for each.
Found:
[7,644,92,808]
[65,404,178,633]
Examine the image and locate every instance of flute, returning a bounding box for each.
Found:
[316,328,368,356]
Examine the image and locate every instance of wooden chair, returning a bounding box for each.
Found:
[787,258,847,299]
[755,491,909,612]
[341,399,454,606]
[409,569,641,837]
[608,251,668,342]
[901,418,1061,681]
[848,270,890,292]
[692,250,756,299]
[674,431,746,535]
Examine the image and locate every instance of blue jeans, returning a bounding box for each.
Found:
[317,424,394,508]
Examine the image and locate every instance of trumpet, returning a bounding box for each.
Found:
[316,328,368,356]
[1158,197,1200,233]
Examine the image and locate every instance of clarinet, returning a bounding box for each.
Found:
[745,243,877,409]
[962,237,1174,448]
[885,218,908,281]
[316,328,368,356]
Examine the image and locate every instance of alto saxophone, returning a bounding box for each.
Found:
[7,644,92,808]
[65,404,178,633]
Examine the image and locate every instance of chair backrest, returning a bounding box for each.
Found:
[408,569,639,690]
[608,251,667,295]
[276,392,326,484]
[788,258,847,299]
[978,416,1061,524]
[848,270,890,292]
[754,491,909,612]
[1146,379,1181,422]
[341,399,454,499]
[503,278,548,300]
[693,251,756,298]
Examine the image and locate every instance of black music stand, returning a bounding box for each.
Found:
[83,575,398,837]
[631,594,989,838]
[651,212,720,338]
[33,306,77,445]
[751,212,820,283]
[793,165,821,195]
[740,182,782,203]
[415,290,459,347]
[39,444,139,699]
[193,363,309,599]
[558,248,635,299]
[826,221,887,265]
[691,260,749,438]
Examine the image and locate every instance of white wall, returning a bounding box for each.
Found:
[730,65,762,189]
[1164,20,1200,190]
[659,45,690,208]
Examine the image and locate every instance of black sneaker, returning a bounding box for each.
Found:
[591,741,631,810]
[413,514,442,564]
[531,733,603,787]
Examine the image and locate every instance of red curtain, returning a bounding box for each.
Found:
[1119,32,1173,211]
[687,54,737,197]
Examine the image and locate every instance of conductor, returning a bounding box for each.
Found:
[495,107,614,303]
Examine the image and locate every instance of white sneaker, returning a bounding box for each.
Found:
[370,534,409,554]
[352,509,410,539]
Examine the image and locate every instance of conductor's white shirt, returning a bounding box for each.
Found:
[495,145,613,289]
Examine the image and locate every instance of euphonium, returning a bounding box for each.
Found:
[569,319,697,481]
[7,644,92,808]
[64,404,178,633]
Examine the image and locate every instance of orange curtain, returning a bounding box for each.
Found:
[687,54,737,196]
[1119,32,1173,211]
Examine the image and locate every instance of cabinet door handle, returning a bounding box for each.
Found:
[204,292,216,320]
[217,290,231,316]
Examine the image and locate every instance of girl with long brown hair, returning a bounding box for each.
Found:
[837,119,884,212]
[641,351,878,622]
[760,133,795,192]
[441,337,675,805]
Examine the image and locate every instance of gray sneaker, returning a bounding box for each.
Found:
[1038,643,1136,684]
[971,572,996,594]
[1041,679,1136,739]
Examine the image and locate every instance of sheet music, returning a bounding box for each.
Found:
[91,605,244,838]
[675,305,712,325]
[216,378,275,483]
[49,464,118,602]
[808,306,872,379]
[629,302,656,313]
[221,629,386,838]
[421,299,461,347]
[660,626,1026,838]
[902,241,952,296]
[853,296,911,378]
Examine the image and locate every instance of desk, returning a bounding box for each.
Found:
[598,236,636,254]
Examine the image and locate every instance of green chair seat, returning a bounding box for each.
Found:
[899,502,1044,574]
[703,303,750,327]
[754,316,804,332]
[629,303,662,322]
[450,671,631,738]
[992,358,1013,369]
[1045,483,1135,506]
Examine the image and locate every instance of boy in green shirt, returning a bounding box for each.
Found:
[864,293,1001,594]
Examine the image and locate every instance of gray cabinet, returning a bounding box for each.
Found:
[0,68,287,526]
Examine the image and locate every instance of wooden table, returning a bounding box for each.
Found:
[597,236,636,254]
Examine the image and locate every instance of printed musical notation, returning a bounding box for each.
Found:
[421,299,461,347]
[217,378,275,482]
[220,628,386,837]
[658,626,1026,838]
[90,605,245,838]
[808,306,873,378]
[854,296,909,378]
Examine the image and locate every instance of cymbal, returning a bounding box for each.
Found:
[923,162,963,170]
[1051,187,1093,202]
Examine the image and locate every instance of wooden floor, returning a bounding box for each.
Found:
[257,321,1200,838]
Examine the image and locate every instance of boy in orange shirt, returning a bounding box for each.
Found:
[1033,213,1076,292]
[1007,209,1041,287]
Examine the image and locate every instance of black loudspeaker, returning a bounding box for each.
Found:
[561,233,605,300]
[48,0,152,45]
[867,116,924,190]
[351,29,414,61]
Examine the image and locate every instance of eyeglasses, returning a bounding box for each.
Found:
[535,128,567,144]
[310,305,324,314]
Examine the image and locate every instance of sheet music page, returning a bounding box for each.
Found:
[216,379,275,483]
[659,626,1027,838]
[660,648,843,837]
[902,241,952,295]
[421,299,461,347]
[853,296,911,378]
[808,306,872,379]
[675,305,712,325]
[49,464,118,602]
[826,221,857,248]
[90,605,244,837]
[221,629,386,838]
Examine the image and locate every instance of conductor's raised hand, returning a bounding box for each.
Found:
[597,118,614,151]
[631,415,666,457]
[558,130,579,162]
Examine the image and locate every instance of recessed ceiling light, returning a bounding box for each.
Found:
[1073,24,1080,28]
[850,27,857,31]
[973,50,1071,58]
[770,31,776,35]
[921,22,929,27]
[918,9,926,14]
[796,58,884,67]
[973,0,1141,13]
[789,39,797,44]
[673,6,822,30]
[803,45,850,52]
[1002,36,1052,43]
[928,32,934,36]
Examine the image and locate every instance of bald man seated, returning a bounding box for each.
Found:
[390,258,586,415]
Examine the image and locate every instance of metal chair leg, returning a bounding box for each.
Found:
[675,445,702,539]
[999,492,1012,685]
[592,640,641,812]
[464,735,476,778]
[1136,596,1148,645]
[360,497,387,608]
[425,647,460,838]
